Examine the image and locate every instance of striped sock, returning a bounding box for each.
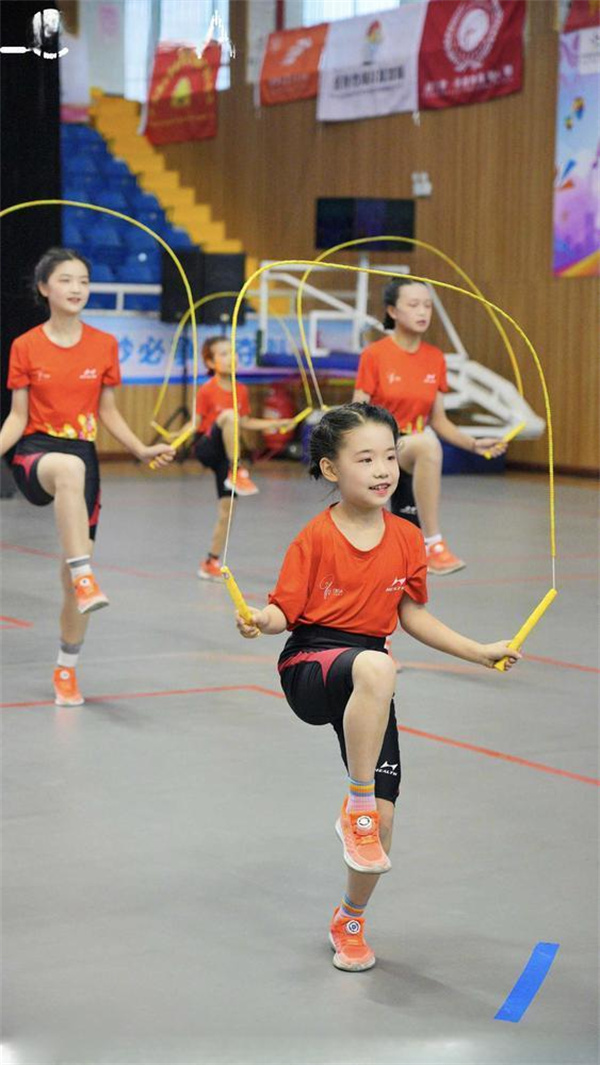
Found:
[347,777,376,814]
[339,894,366,921]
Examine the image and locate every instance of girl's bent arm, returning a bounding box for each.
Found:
[0,389,29,456]
[399,597,521,670]
[98,388,175,466]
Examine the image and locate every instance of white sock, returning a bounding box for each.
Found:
[57,640,82,668]
[66,555,92,581]
[424,533,443,548]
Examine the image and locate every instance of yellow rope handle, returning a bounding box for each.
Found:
[0,199,200,437]
[151,289,242,428]
[223,258,556,643]
[295,236,524,409]
[220,565,254,625]
[494,589,558,672]
[483,420,526,459]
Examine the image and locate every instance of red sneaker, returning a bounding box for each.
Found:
[72,573,109,614]
[329,908,375,972]
[335,798,391,875]
[425,539,465,575]
[53,666,84,707]
[197,557,223,581]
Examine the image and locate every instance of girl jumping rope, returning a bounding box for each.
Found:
[236,403,519,972]
[0,247,174,707]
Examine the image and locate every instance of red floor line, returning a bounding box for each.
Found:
[0,615,33,629]
[397,725,600,787]
[2,681,597,786]
[523,653,600,674]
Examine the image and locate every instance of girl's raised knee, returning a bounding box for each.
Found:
[353,650,397,689]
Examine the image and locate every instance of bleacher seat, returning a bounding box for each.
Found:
[87,262,117,310]
[168,227,195,249]
[120,252,161,283]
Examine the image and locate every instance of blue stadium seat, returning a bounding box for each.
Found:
[63,155,102,176]
[128,189,162,213]
[87,262,117,309]
[168,227,195,249]
[94,190,131,212]
[63,219,83,246]
[119,254,161,283]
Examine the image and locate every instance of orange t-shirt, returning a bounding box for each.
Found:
[268,506,428,637]
[195,377,251,436]
[355,336,448,434]
[8,323,121,442]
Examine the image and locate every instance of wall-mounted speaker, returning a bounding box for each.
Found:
[160,250,247,325]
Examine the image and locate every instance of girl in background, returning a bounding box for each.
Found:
[0,247,174,706]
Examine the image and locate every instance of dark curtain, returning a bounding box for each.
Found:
[1,1,62,425]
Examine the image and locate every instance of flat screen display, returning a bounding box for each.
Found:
[315,198,415,252]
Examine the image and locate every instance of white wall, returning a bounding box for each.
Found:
[79,0,126,95]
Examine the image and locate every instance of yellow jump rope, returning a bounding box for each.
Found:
[0,201,557,670]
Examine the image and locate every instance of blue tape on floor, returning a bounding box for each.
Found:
[495,942,560,1023]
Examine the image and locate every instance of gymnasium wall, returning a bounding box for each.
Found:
[152,0,599,474]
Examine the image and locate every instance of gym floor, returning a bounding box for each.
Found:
[1,462,598,1065]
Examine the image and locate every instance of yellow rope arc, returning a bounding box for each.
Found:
[152,290,243,428]
[224,258,556,660]
[0,199,200,445]
[295,235,524,405]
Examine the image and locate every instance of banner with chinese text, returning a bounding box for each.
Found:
[418,0,525,110]
[317,5,427,122]
[146,41,221,146]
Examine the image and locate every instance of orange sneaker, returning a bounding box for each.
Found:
[224,467,259,497]
[329,908,375,972]
[335,798,391,875]
[53,666,84,707]
[72,573,109,614]
[197,557,223,581]
[425,539,465,575]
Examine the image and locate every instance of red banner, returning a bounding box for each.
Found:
[260,24,328,106]
[563,0,600,32]
[418,0,525,110]
[146,42,221,146]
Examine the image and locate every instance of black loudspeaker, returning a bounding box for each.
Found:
[160,250,246,325]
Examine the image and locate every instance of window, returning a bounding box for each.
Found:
[124,0,230,103]
[300,0,403,27]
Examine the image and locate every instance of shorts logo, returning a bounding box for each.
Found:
[79,368,98,380]
[385,577,406,592]
[320,575,344,600]
[345,920,361,935]
[376,761,399,775]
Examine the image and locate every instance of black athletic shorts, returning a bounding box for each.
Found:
[193,425,229,498]
[12,433,101,540]
[278,624,401,804]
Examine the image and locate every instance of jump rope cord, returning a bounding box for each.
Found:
[226,259,556,593]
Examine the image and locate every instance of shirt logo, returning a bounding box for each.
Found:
[320,575,344,600]
[34,369,51,381]
[423,373,437,384]
[385,577,407,593]
[387,372,402,384]
[79,368,98,380]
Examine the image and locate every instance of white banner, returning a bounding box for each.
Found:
[317,4,427,122]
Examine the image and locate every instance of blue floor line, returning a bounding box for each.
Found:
[495,942,560,1022]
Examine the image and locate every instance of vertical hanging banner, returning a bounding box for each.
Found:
[553,26,600,276]
[563,0,600,33]
[259,24,329,105]
[145,41,221,146]
[418,0,526,110]
[317,5,428,122]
